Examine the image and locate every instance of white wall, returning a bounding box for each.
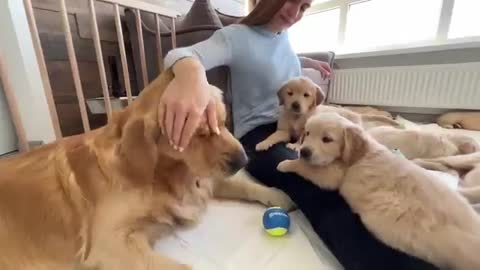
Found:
[143,0,246,16]
[0,0,57,144]
[0,82,17,155]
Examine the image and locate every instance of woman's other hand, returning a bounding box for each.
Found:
[300,57,332,80]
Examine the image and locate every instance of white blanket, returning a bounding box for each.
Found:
[154,201,343,270]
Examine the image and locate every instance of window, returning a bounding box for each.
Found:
[287,0,480,56]
[343,0,443,52]
[289,8,340,53]
[448,0,480,39]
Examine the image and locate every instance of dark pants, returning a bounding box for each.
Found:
[240,123,438,270]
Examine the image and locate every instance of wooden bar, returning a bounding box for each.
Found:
[171,17,177,48]
[114,3,133,105]
[135,9,149,88]
[98,0,179,17]
[0,53,29,152]
[88,0,113,119]
[23,0,63,139]
[60,0,90,131]
[155,14,164,72]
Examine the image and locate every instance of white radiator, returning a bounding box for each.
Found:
[329,62,480,110]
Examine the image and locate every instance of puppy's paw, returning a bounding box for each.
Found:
[259,188,296,211]
[256,141,272,151]
[286,143,300,151]
[277,160,294,173]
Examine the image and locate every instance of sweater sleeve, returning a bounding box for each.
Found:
[164,28,233,71]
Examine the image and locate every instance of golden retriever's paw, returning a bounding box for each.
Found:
[255,141,273,151]
[277,160,294,173]
[286,143,300,151]
[259,188,296,211]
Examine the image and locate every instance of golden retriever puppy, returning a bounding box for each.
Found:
[278,112,480,270]
[0,68,293,270]
[368,126,480,159]
[414,152,480,204]
[255,77,401,152]
[314,105,402,130]
[340,105,393,119]
[437,111,480,131]
[255,77,325,151]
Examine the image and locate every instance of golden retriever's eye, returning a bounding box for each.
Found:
[306,131,310,136]
[288,91,293,96]
[304,93,310,98]
[322,136,333,143]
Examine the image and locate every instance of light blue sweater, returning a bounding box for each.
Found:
[165,24,301,138]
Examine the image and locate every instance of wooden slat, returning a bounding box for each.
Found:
[88,0,113,119]
[114,3,133,105]
[97,0,179,18]
[59,0,91,131]
[23,0,63,139]
[171,17,177,48]
[0,53,29,152]
[155,14,164,72]
[135,9,148,87]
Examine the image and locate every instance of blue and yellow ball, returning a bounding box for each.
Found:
[262,207,290,236]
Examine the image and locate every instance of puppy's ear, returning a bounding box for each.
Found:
[315,85,325,106]
[277,85,287,105]
[342,125,367,164]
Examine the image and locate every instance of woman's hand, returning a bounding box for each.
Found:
[300,57,332,80]
[158,58,219,152]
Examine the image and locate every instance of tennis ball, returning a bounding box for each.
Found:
[262,207,290,237]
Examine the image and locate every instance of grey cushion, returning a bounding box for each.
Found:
[176,0,223,30]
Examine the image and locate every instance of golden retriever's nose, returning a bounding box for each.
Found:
[227,150,248,174]
[291,102,300,112]
[300,147,312,160]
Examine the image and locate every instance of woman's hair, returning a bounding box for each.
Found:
[239,0,288,26]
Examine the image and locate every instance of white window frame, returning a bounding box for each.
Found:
[304,0,480,58]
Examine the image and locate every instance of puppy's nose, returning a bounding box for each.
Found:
[300,147,312,160]
[291,102,300,112]
[227,150,248,174]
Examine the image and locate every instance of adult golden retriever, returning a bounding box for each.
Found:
[278,112,480,270]
[0,69,292,270]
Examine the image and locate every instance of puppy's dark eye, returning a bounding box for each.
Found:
[322,136,333,143]
[304,93,310,98]
[306,131,310,136]
[288,91,293,96]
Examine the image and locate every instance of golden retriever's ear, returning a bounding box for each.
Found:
[118,118,160,182]
[315,85,325,106]
[342,125,367,164]
[277,85,287,105]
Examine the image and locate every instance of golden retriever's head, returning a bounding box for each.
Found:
[299,113,367,166]
[118,83,247,182]
[278,77,325,115]
[172,86,248,178]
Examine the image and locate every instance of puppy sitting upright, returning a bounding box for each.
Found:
[256,77,325,151]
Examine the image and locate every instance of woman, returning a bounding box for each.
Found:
[159,0,437,269]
